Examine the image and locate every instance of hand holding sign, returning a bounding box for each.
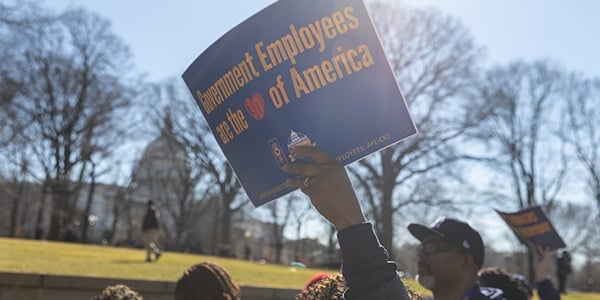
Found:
[182,0,418,206]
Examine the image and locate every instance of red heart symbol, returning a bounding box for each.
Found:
[244,92,265,121]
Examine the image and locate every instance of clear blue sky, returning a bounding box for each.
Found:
[42,0,597,256]
[43,0,600,198]
[45,0,600,81]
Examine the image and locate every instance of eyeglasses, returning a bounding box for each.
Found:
[418,242,466,255]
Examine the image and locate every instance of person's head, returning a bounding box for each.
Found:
[304,272,330,290]
[294,272,426,300]
[91,284,143,300]
[511,274,533,299]
[478,267,530,300]
[408,217,484,293]
[175,262,241,300]
[294,273,347,300]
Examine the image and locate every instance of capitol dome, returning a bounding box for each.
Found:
[133,115,190,198]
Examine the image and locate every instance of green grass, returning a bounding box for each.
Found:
[0,237,597,300]
[0,237,320,289]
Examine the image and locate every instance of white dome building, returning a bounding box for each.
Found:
[131,116,191,248]
[134,117,189,193]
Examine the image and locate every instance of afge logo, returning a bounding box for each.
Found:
[268,138,287,169]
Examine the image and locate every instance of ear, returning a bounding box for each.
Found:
[463,253,477,270]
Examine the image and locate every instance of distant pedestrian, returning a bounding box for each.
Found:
[141,199,162,262]
[34,226,46,240]
[244,244,251,260]
[556,250,571,294]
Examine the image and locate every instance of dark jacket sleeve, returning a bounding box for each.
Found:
[536,278,560,300]
[337,222,409,300]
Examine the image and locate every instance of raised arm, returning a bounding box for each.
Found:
[532,245,560,300]
[283,146,409,300]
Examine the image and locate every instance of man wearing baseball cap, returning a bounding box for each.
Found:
[408,217,504,300]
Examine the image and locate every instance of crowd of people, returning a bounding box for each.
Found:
[92,146,570,300]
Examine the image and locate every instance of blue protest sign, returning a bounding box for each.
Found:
[182,0,418,206]
[496,206,566,251]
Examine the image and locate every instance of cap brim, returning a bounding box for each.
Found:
[408,223,444,241]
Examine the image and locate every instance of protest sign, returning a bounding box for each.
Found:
[496,206,566,250]
[182,0,418,206]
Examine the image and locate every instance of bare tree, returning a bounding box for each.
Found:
[289,200,316,262]
[4,6,135,240]
[470,60,567,209]
[0,1,49,26]
[548,201,599,258]
[348,2,483,254]
[132,111,204,251]
[0,156,28,237]
[469,60,568,282]
[563,76,600,219]
[1,1,53,148]
[0,1,40,234]
[262,195,296,263]
[559,75,600,291]
[548,201,600,292]
[108,167,141,246]
[144,78,247,256]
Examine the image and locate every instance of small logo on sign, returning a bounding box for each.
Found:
[268,138,287,169]
[287,129,316,162]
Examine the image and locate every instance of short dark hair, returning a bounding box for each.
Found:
[478,267,529,300]
[91,284,143,300]
[294,273,347,300]
[293,273,425,300]
[175,262,241,300]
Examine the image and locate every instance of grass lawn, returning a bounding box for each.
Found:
[0,237,319,289]
[0,237,597,299]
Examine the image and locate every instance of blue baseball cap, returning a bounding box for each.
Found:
[408,217,485,268]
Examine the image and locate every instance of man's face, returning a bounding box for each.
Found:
[415,235,469,291]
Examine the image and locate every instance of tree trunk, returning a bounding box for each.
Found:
[48,180,71,241]
[273,223,284,264]
[294,221,302,260]
[34,181,48,239]
[380,153,396,259]
[80,166,96,243]
[219,201,232,257]
[48,192,62,240]
[526,188,535,285]
[108,192,124,245]
[9,179,24,237]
